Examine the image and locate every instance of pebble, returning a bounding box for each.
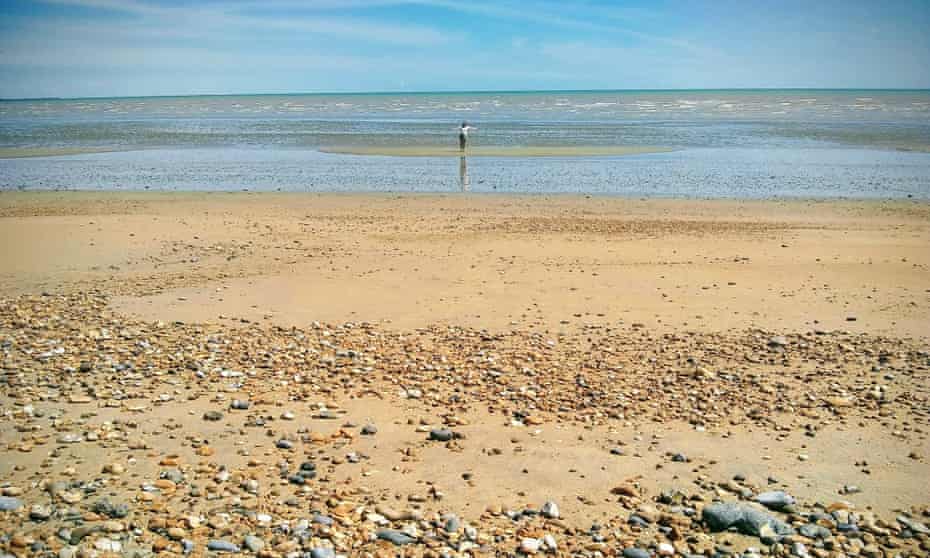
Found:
[0,496,23,511]
[541,500,560,519]
[203,410,224,421]
[230,399,250,410]
[243,535,264,552]
[702,502,793,537]
[755,490,795,511]
[429,428,455,442]
[29,504,52,521]
[93,539,121,553]
[167,527,186,540]
[622,548,651,558]
[309,549,336,558]
[361,424,377,435]
[92,499,129,519]
[657,542,675,556]
[520,537,541,553]
[897,515,929,535]
[376,529,417,545]
[207,540,240,553]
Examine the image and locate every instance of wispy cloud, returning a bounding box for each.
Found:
[33,0,455,46]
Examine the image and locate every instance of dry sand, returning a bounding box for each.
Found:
[0,191,928,557]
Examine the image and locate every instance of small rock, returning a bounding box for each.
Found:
[622,548,651,558]
[29,504,52,521]
[542,534,557,551]
[702,502,793,537]
[243,535,264,553]
[755,491,795,511]
[520,538,541,554]
[203,411,223,421]
[207,540,240,553]
[897,515,929,535]
[94,539,121,553]
[376,529,417,545]
[429,429,455,442]
[92,499,129,519]
[0,497,24,511]
[541,500,559,519]
[167,527,186,540]
[230,399,250,410]
[768,336,788,348]
[361,424,377,435]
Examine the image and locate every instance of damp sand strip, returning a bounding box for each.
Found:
[0,147,134,159]
[319,145,677,157]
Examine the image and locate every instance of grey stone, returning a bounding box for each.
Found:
[161,469,184,484]
[0,496,23,511]
[29,504,52,521]
[207,540,240,552]
[443,514,460,533]
[755,491,795,511]
[798,524,831,540]
[361,424,377,435]
[429,429,455,442]
[702,502,793,537]
[243,535,264,553]
[312,513,333,526]
[181,540,195,554]
[93,504,129,519]
[230,399,250,410]
[376,529,417,545]
[541,500,560,519]
[897,515,929,535]
[622,548,652,558]
[309,549,336,558]
[203,411,223,421]
[276,439,293,450]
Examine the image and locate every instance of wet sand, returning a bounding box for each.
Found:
[318,146,676,157]
[0,191,928,557]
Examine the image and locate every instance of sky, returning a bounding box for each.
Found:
[1,0,929,98]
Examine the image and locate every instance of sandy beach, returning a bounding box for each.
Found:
[1,191,928,557]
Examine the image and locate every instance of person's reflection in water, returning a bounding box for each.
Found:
[459,155,470,192]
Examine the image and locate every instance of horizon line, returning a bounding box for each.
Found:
[3,87,930,102]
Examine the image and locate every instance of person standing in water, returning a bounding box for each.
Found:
[458,121,476,151]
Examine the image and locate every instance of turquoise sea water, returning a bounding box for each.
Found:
[1,89,929,197]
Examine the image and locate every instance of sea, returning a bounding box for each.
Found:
[1,89,929,197]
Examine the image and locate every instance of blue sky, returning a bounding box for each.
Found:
[1,0,928,98]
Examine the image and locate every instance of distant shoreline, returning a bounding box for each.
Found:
[3,87,930,103]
